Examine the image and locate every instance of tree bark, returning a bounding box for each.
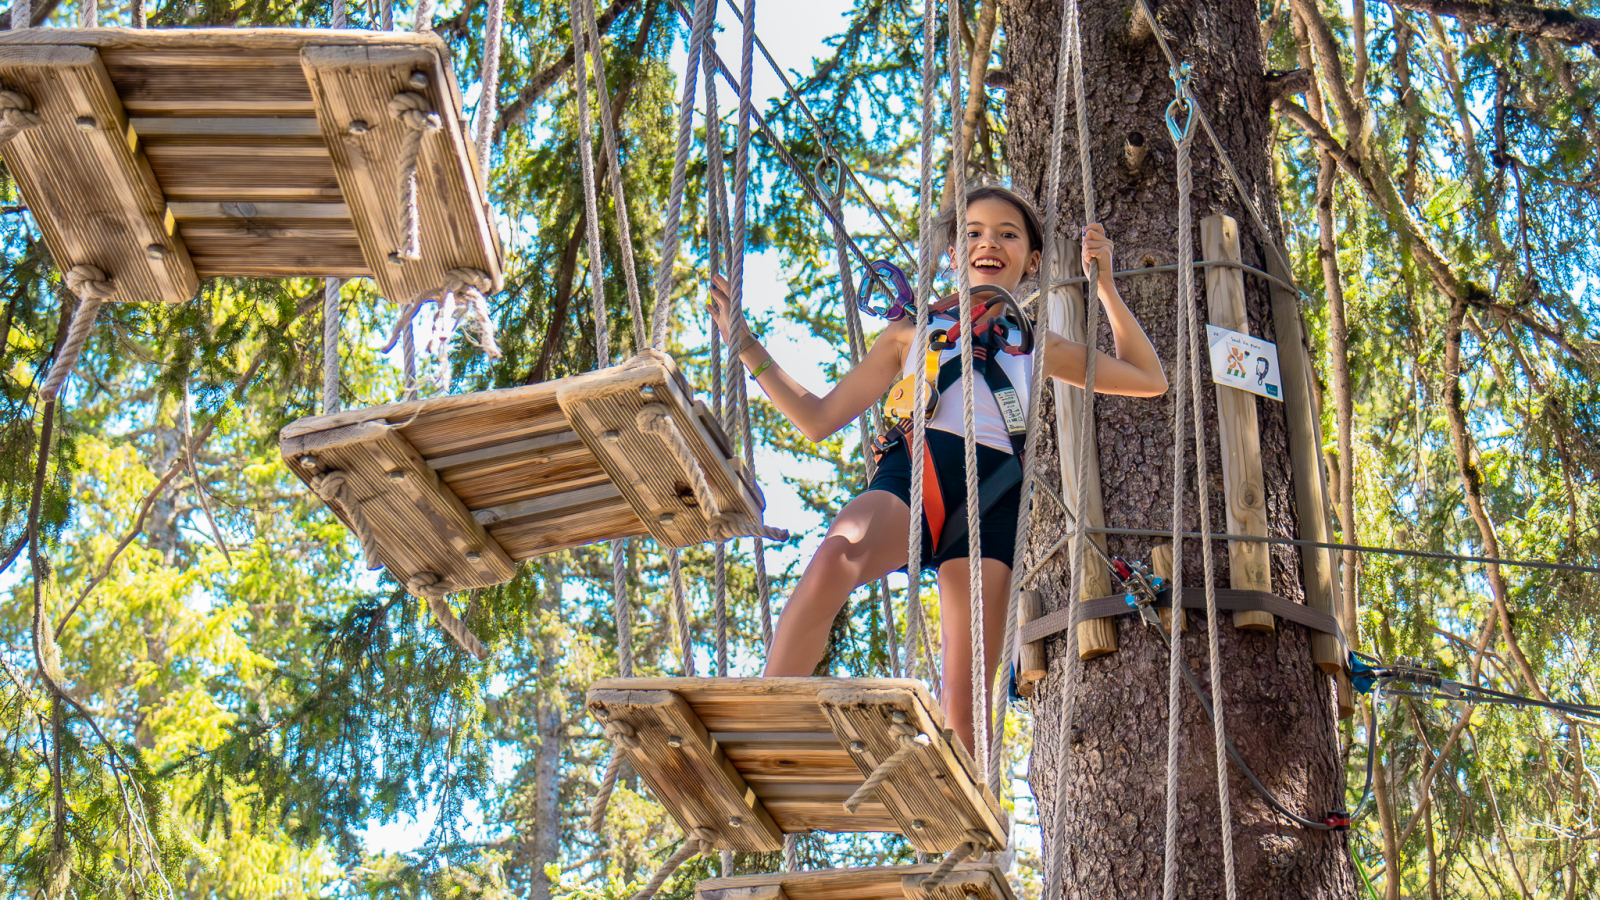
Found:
[1001,0,1353,895]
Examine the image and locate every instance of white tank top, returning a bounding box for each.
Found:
[900,323,1032,454]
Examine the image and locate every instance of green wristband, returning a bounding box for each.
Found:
[750,356,774,380]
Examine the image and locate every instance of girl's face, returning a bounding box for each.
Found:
[949,196,1041,295]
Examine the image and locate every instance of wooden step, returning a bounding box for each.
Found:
[0,28,501,303]
[585,678,1008,855]
[279,352,770,591]
[694,864,1015,900]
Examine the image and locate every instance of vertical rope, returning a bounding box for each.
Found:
[402,322,419,401]
[783,833,798,871]
[382,0,393,30]
[10,0,28,30]
[581,0,647,351]
[947,0,987,787]
[330,0,346,28]
[901,0,941,691]
[703,29,732,680]
[613,539,633,676]
[1162,117,1197,900]
[670,549,694,676]
[322,277,343,415]
[987,0,1077,801]
[570,0,609,372]
[79,0,96,28]
[413,0,434,30]
[649,0,717,350]
[1177,115,1239,900]
[1049,0,1103,893]
[475,0,505,178]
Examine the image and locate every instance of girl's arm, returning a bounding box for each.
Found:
[1041,223,1169,397]
[708,275,913,443]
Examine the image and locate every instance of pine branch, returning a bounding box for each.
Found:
[1388,0,1600,51]
[495,0,638,140]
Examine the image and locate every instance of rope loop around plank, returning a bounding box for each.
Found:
[388,91,443,263]
[308,470,382,571]
[39,265,114,401]
[630,826,719,900]
[0,89,43,144]
[920,828,994,890]
[405,573,489,660]
[842,720,930,813]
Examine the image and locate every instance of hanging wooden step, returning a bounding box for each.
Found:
[585,677,1008,856]
[0,28,500,303]
[279,351,773,593]
[694,864,1015,900]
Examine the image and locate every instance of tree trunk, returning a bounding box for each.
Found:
[1000,1,1355,895]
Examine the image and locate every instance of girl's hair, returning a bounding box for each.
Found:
[934,184,1045,254]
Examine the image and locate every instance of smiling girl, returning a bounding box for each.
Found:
[707,185,1167,753]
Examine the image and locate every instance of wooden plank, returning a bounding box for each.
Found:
[1201,216,1274,633]
[280,420,517,590]
[818,684,1007,854]
[168,200,351,220]
[0,44,198,304]
[558,351,767,549]
[426,429,581,471]
[485,497,648,560]
[146,147,342,202]
[301,41,502,304]
[475,482,622,525]
[1046,235,1117,658]
[696,864,1013,900]
[0,28,456,53]
[587,687,784,853]
[1015,590,1045,698]
[1267,241,1347,676]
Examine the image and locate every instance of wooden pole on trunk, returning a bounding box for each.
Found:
[1201,215,1275,633]
[1047,234,1118,658]
[1017,589,1047,697]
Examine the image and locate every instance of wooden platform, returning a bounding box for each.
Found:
[694,864,1015,900]
[0,28,500,303]
[279,351,770,593]
[585,678,1008,856]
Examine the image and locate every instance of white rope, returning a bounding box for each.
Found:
[1048,0,1102,892]
[80,0,97,29]
[783,833,799,871]
[417,267,501,392]
[921,829,992,890]
[0,89,41,146]
[1176,106,1239,899]
[901,0,940,693]
[401,320,418,401]
[322,277,343,414]
[406,573,489,660]
[382,0,393,30]
[703,34,733,680]
[987,0,1077,802]
[309,470,382,571]
[388,91,442,263]
[630,827,718,900]
[39,266,114,402]
[947,0,987,788]
[570,0,610,373]
[580,0,647,351]
[9,0,27,30]
[669,549,694,676]
[1161,112,1197,900]
[475,0,505,178]
[648,0,717,350]
[412,0,434,30]
[329,0,345,28]
[842,720,930,812]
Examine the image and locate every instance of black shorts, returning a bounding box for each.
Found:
[864,429,1021,572]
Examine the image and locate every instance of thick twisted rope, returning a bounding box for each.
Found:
[648,0,716,350]
[420,267,501,392]
[590,719,638,832]
[401,322,418,401]
[475,0,504,177]
[388,92,442,263]
[329,0,344,28]
[702,42,733,680]
[669,549,694,675]
[0,90,42,145]
[1161,112,1197,900]
[843,720,931,813]
[9,0,27,30]
[579,0,646,350]
[987,0,1077,801]
[901,0,940,691]
[921,829,993,890]
[631,827,718,900]
[614,539,633,676]
[571,0,610,371]
[309,471,382,571]
[637,403,721,517]
[39,266,114,402]
[946,0,988,788]
[406,574,489,660]
[1176,109,1239,899]
[322,277,343,414]
[1049,0,1102,893]
[412,0,434,30]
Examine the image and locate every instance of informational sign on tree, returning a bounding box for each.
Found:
[1206,324,1283,401]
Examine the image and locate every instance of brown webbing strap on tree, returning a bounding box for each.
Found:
[1020,588,1348,648]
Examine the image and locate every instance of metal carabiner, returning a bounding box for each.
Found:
[856,259,915,320]
[1165,62,1196,143]
[814,152,847,201]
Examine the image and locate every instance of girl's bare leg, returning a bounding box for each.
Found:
[763,491,913,676]
[936,557,1014,755]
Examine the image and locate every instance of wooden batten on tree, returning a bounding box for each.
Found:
[586,678,1008,855]
[280,351,773,597]
[1016,590,1046,697]
[1201,216,1275,633]
[694,864,1015,900]
[1046,235,1118,659]
[0,28,501,303]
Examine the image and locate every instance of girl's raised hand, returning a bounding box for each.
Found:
[1081,222,1115,283]
[707,274,754,352]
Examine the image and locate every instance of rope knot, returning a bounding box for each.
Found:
[688,826,719,855]
[388,92,442,264]
[602,720,640,751]
[0,88,42,144]
[919,829,993,890]
[406,572,489,660]
[65,264,115,301]
[38,266,113,401]
[388,90,442,132]
[842,718,933,814]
